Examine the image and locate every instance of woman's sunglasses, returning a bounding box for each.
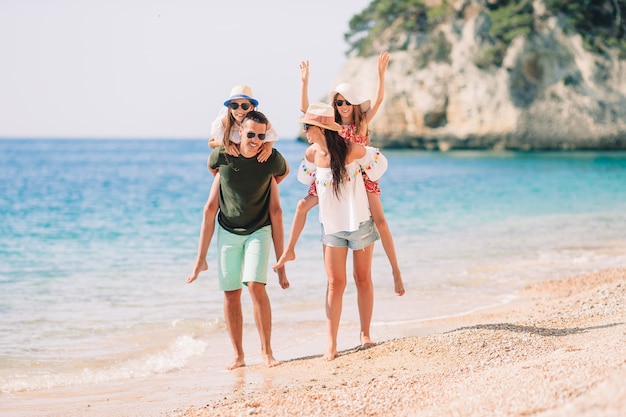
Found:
[229,102,252,110]
[334,99,351,107]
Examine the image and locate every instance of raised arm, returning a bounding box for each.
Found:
[299,60,310,113]
[365,51,389,123]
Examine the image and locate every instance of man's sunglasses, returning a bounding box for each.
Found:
[229,102,252,110]
[246,131,266,140]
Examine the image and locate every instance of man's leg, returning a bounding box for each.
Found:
[248,282,280,367]
[223,289,245,370]
[242,226,280,367]
[217,225,247,370]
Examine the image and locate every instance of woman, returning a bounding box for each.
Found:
[296,102,389,360]
[275,52,405,297]
[187,86,288,289]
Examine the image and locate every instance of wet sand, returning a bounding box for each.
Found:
[5,268,625,417]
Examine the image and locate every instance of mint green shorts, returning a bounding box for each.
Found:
[216,225,271,291]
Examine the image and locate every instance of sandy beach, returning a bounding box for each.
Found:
[5,267,624,417]
[177,267,625,417]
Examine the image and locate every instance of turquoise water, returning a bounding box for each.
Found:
[1,139,626,393]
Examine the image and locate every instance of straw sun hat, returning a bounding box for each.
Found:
[223,85,259,107]
[296,102,341,131]
[329,83,371,112]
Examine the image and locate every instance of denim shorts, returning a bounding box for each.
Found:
[217,225,271,291]
[321,218,380,250]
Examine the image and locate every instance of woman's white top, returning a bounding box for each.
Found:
[210,107,279,144]
[297,146,388,235]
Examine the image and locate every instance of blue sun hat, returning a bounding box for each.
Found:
[223,85,259,107]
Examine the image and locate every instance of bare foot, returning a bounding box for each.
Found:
[263,353,281,368]
[323,349,338,361]
[272,249,296,271]
[226,357,246,371]
[276,267,290,289]
[360,333,376,349]
[186,259,208,283]
[394,270,405,296]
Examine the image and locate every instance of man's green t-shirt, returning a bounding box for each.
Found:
[209,148,287,235]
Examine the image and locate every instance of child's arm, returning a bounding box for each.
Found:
[257,121,279,162]
[226,142,240,157]
[257,141,273,162]
[208,137,222,149]
[299,60,310,113]
[366,51,389,124]
[357,118,370,146]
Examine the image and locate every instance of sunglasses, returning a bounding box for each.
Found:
[246,131,266,140]
[303,123,313,132]
[229,102,252,111]
[334,99,352,107]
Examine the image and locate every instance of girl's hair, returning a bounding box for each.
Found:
[325,128,350,198]
[220,100,254,148]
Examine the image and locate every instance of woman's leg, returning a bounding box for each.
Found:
[186,174,220,283]
[323,244,348,361]
[367,193,405,296]
[268,177,289,289]
[273,194,318,270]
[352,243,376,347]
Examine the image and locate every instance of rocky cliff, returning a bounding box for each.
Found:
[333,0,626,150]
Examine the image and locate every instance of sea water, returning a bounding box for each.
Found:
[1,139,626,394]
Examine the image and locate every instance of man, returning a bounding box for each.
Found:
[187,111,289,370]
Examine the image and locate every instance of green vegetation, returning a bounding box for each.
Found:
[345,0,429,57]
[482,0,534,66]
[345,0,626,63]
[544,0,626,58]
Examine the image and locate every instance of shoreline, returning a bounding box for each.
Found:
[5,267,625,417]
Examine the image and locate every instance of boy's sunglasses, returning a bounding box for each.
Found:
[229,102,252,110]
[246,131,266,140]
[334,99,351,107]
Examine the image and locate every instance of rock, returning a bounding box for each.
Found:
[333,1,626,150]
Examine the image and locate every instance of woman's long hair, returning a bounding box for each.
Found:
[324,128,350,198]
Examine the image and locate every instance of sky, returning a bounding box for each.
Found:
[0,0,372,139]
